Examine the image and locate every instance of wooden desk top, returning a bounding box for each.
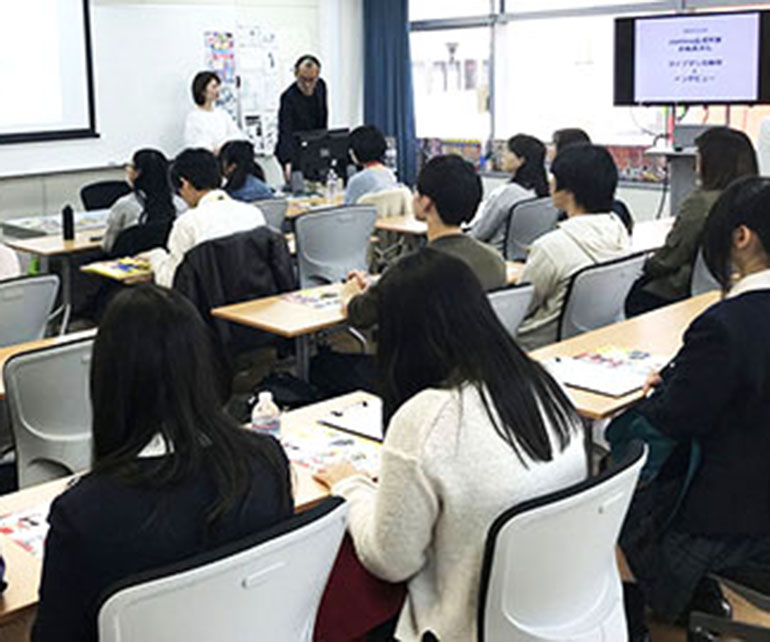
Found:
[374,215,427,236]
[530,291,720,419]
[212,282,346,338]
[285,194,345,219]
[0,390,378,624]
[4,229,105,257]
[0,330,97,400]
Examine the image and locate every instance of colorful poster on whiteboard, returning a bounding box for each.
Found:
[204,31,239,124]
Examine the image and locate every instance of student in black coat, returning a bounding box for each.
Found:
[32,285,293,642]
[620,176,770,627]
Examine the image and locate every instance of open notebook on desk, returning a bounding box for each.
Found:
[318,397,384,442]
[81,257,153,284]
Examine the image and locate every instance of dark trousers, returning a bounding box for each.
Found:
[625,277,679,318]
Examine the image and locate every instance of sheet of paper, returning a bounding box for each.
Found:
[318,398,384,442]
[0,503,51,559]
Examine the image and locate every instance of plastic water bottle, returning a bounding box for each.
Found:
[326,167,339,204]
[250,391,281,437]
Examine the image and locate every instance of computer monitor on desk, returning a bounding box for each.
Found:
[295,128,351,184]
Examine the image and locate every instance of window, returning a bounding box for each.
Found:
[409,0,493,22]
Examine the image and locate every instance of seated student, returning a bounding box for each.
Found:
[343,154,506,330]
[517,144,631,350]
[619,176,770,628]
[625,127,758,316]
[344,125,398,205]
[470,133,549,254]
[101,149,187,254]
[143,149,265,287]
[219,140,274,203]
[32,284,292,642]
[317,249,587,641]
[0,245,20,280]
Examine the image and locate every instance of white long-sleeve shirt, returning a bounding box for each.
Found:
[333,384,587,642]
[183,107,244,152]
[0,245,20,280]
[145,190,265,288]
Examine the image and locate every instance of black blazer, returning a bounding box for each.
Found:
[32,435,293,642]
[274,78,329,166]
[638,290,770,536]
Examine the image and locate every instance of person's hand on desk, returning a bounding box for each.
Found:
[642,371,663,397]
[340,270,369,312]
[315,461,362,489]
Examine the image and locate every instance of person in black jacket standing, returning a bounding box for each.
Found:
[275,54,329,183]
[620,176,770,631]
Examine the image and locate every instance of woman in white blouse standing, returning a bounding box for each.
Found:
[317,249,587,642]
[183,71,244,153]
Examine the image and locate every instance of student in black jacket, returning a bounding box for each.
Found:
[32,285,293,642]
[620,176,770,626]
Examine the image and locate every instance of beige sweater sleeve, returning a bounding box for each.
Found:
[332,401,441,583]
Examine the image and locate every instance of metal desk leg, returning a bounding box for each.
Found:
[59,256,72,335]
[296,335,310,381]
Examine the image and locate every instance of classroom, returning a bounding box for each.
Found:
[1,1,770,641]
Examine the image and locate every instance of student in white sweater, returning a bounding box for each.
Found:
[142,149,264,288]
[0,245,20,280]
[317,249,587,642]
[183,71,244,153]
[517,144,631,350]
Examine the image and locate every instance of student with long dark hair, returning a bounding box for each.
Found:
[32,285,293,642]
[620,176,770,628]
[219,140,273,202]
[318,249,587,641]
[101,149,186,253]
[626,126,758,316]
[471,133,549,253]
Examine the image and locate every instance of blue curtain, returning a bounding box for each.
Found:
[363,0,417,186]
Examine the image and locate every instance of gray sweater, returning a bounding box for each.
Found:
[470,182,535,254]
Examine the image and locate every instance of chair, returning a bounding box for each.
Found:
[0,275,60,347]
[256,198,289,231]
[558,252,647,341]
[478,441,647,642]
[4,337,93,488]
[504,197,560,261]
[109,221,173,258]
[98,496,348,642]
[357,186,413,218]
[690,247,721,296]
[80,181,132,211]
[488,283,535,337]
[295,206,377,287]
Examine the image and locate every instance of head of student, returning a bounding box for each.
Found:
[191,71,221,107]
[376,248,578,461]
[294,54,321,96]
[414,154,482,226]
[170,148,222,207]
[552,128,591,157]
[219,140,266,191]
[505,134,549,198]
[550,144,618,216]
[696,126,758,192]
[349,125,387,167]
[90,284,291,523]
[126,148,175,224]
[703,176,770,292]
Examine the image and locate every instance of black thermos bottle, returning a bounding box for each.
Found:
[62,205,74,240]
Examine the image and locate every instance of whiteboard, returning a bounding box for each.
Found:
[0,3,318,178]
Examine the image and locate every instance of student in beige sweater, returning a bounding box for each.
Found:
[517,144,631,350]
[318,249,587,642]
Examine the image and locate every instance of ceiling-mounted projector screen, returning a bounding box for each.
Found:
[0,0,96,144]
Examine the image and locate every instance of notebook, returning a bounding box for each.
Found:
[318,398,384,442]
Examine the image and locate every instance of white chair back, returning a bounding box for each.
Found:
[505,198,560,261]
[256,198,289,231]
[559,252,646,340]
[478,442,647,642]
[4,337,93,487]
[295,206,377,287]
[488,284,535,337]
[0,275,59,347]
[98,497,349,642]
[690,247,721,296]
[357,186,413,218]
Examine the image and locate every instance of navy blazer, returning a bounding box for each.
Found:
[638,290,770,536]
[32,434,293,642]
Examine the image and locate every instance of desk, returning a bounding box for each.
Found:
[530,291,719,419]
[0,390,376,637]
[0,330,97,401]
[213,283,346,380]
[1,210,109,239]
[374,215,427,236]
[4,231,106,332]
[286,194,345,220]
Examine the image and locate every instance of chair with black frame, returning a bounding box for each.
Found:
[487,283,535,338]
[98,496,348,642]
[690,247,721,297]
[80,181,132,211]
[477,441,647,642]
[558,252,647,341]
[505,197,561,261]
[0,274,60,347]
[256,198,290,232]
